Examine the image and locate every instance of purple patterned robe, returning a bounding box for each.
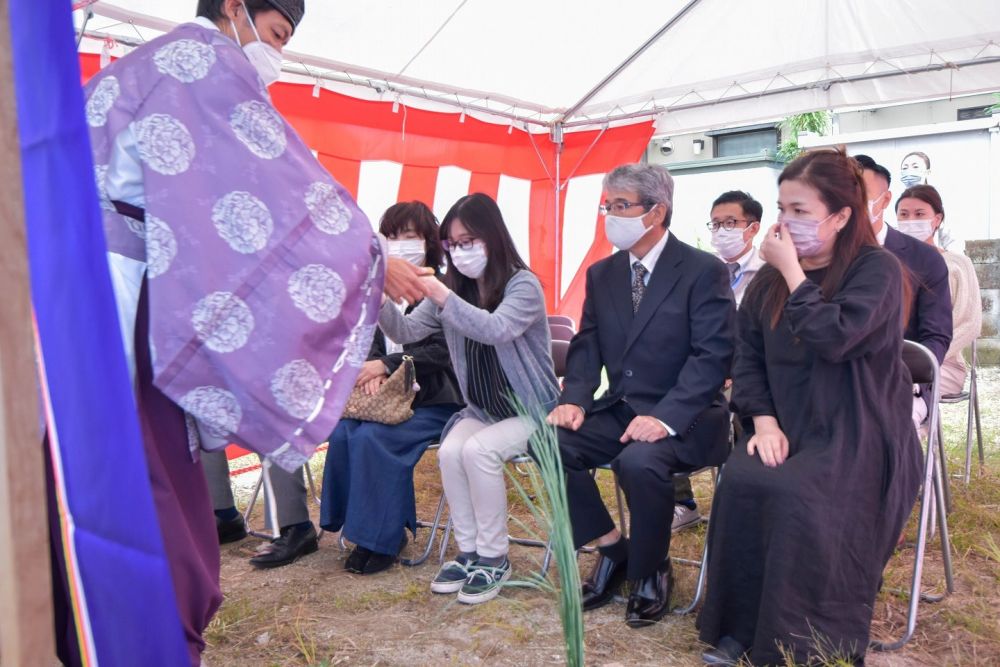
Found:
[85,22,382,471]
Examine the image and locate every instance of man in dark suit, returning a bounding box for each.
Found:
[854,154,952,427]
[546,163,735,628]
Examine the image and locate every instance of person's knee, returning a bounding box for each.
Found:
[460,434,505,473]
[555,429,589,471]
[613,444,663,483]
[437,437,465,471]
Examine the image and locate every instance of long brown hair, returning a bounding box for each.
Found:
[440,193,531,312]
[750,147,881,328]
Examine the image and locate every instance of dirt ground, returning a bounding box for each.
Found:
[203,369,1000,667]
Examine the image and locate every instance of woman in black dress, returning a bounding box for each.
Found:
[698,149,923,666]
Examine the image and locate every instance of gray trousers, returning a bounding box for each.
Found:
[201,449,310,530]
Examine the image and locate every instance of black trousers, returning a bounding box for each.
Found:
[557,400,696,580]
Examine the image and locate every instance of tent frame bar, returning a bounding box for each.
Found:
[558,0,704,124]
[561,54,1000,129]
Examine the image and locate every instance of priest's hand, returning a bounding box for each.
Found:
[385,257,433,305]
[747,416,789,467]
[547,404,585,431]
[620,415,668,443]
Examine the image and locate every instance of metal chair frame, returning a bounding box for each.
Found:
[939,339,984,484]
[872,340,955,652]
[242,459,322,540]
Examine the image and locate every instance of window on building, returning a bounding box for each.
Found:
[957,105,990,121]
[709,126,779,158]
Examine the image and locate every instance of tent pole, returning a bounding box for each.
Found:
[559,0,703,124]
[552,123,564,310]
[0,0,57,662]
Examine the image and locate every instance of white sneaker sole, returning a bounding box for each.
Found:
[671,512,701,533]
[430,578,466,594]
[456,567,511,605]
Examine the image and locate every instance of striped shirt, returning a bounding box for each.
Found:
[464,338,517,420]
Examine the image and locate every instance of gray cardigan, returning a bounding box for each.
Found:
[378,270,559,431]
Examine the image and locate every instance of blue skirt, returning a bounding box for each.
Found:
[320,404,458,555]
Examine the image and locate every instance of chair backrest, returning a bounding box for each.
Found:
[551,339,570,378]
[547,315,576,330]
[549,323,576,342]
[902,339,940,405]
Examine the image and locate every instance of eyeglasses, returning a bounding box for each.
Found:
[706,218,755,232]
[442,238,479,252]
[599,200,654,216]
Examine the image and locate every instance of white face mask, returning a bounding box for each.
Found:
[231,2,283,87]
[710,227,749,260]
[450,243,488,279]
[604,212,653,250]
[867,198,883,226]
[896,219,935,242]
[387,239,426,266]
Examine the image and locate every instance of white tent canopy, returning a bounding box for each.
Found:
[78,0,1000,135]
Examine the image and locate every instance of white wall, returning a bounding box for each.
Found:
[669,165,784,250]
[839,130,993,241]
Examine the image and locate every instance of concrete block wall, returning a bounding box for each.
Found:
[967,239,1000,366]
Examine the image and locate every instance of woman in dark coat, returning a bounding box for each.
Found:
[320,202,463,574]
[698,149,923,666]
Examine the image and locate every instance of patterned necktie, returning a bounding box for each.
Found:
[631,261,648,314]
[727,262,740,283]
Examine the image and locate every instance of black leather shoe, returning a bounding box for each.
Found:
[581,553,628,611]
[625,560,674,627]
[701,635,748,665]
[344,545,373,573]
[249,523,319,569]
[216,514,247,545]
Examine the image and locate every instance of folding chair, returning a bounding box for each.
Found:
[243,459,321,540]
[547,315,576,330]
[399,443,450,567]
[939,339,984,484]
[549,323,576,342]
[872,340,955,652]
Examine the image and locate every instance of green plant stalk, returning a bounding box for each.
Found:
[504,400,584,667]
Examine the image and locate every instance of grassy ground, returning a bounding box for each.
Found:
[203,369,1000,666]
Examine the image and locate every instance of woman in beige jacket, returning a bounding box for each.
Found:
[895,184,982,395]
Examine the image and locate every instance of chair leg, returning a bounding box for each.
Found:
[613,475,628,540]
[973,384,984,470]
[243,463,281,540]
[933,457,955,596]
[964,394,975,484]
[934,422,952,514]
[438,517,453,564]
[872,417,939,652]
[401,492,447,567]
[672,465,723,615]
[304,464,324,540]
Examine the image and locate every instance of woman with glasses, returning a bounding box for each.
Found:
[698,149,921,666]
[377,193,559,605]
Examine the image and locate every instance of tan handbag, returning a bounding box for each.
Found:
[341,356,418,424]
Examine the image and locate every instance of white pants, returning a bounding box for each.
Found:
[438,415,534,559]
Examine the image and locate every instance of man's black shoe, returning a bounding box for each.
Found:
[216,514,247,545]
[249,523,318,569]
[625,560,674,627]
[581,553,628,611]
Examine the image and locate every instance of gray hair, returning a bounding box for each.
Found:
[603,163,674,225]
